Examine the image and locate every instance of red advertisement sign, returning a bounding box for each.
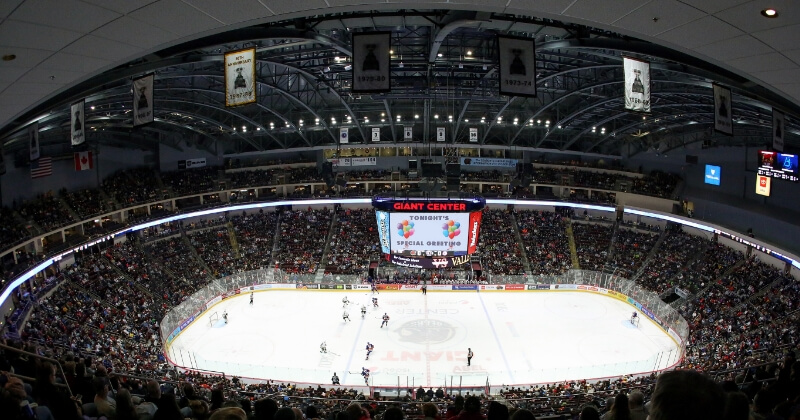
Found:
[467,211,483,254]
[506,284,525,290]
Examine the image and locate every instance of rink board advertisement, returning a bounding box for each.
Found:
[390,212,470,256]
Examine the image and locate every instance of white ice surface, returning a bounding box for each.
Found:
[167,290,680,387]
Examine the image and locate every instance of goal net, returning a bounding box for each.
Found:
[208,311,219,327]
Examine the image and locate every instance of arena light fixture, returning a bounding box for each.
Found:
[761,8,778,18]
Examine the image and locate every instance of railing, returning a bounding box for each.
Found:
[159,269,687,388]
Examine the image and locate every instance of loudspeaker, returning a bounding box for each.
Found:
[446,163,461,177]
[421,161,442,178]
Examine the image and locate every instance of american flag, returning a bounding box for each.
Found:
[31,157,52,178]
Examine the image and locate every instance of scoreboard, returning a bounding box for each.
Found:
[373,196,485,259]
[758,150,798,182]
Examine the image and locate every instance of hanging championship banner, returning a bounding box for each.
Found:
[469,128,478,142]
[713,84,733,135]
[352,32,391,93]
[437,127,446,142]
[29,123,40,161]
[132,74,154,126]
[623,57,650,112]
[339,127,349,144]
[71,100,85,146]
[773,110,785,152]
[498,36,537,98]
[372,127,381,142]
[404,126,413,141]
[225,48,256,107]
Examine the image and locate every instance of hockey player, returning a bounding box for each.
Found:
[332,372,340,385]
[371,283,378,294]
[249,292,254,305]
[361,367,370,385]
[372,297,378,307]
[223,311,228,324]
[381,313,390,328]
[343,310,351,322]
[361,305,367,319]
[365,342,374,360]
[320,341,327,353]
[342,296,350,307]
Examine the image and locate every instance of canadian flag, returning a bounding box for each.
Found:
[74,151,93,171]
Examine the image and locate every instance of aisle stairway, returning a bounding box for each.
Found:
[315,212,339,282]
[509,211,533,275]
[566,220,580,269]
[227,221,241,259]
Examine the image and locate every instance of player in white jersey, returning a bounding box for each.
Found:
[381,313,390,328]
[343,310,350,322]
[361,305,367,318]
[223,311,228,324]
[320,341,327,353]
[342,296,350,307]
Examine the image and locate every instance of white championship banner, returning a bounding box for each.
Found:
[29,123,39,161]
[132,74,154,126]
[372,127,381,142]
[225,48,256,107]
[713,84,733,135]
[623,57,650,112]
[498,36,537,98]
[773,110,785,152]
[469,127,478,142]
[404,126,413,141]
[340,127,349,144]
[71,100,85,146]
[437,127,446,142]
[351,157,377,166]
[352,32,391,93]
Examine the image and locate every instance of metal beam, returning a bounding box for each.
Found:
[453,100,470,142]
[562,103,712,151]
[383,100,396,142]
[482,98,514,144]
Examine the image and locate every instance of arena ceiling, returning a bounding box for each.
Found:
[1,1,799,159]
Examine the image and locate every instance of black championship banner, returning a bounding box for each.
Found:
[71,100,85,146]
[352,32,391,93]
[713,84,733,135]
[29,123,39,161]
[624,57,650,112]
[773,110,785,152]
[225,48,256,107]
[340,127,349,144]
[132,74,154,126]
[498,36,537,98]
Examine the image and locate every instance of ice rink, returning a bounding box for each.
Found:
[167,290,681,387]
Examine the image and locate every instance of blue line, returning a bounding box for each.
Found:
[477,292,514,383]
[342,312,365,385]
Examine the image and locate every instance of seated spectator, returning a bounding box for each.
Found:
[647,370,725,420]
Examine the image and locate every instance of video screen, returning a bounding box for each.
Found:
[758,151,798,182]
[704,164,721,186]
[390,212,470,257]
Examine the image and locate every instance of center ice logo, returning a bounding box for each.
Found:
[397,319,456,345]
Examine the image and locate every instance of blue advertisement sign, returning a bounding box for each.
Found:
[704,164,721,185]
[452,284,478,290]
[376,210,391,254]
